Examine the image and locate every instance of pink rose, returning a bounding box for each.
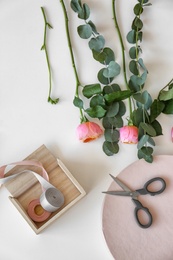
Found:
[119,125,138,144]
[76,122,103,143]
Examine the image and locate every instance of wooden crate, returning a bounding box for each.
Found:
[4,145,86,234]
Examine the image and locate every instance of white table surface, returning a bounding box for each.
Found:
[0,0,173,259]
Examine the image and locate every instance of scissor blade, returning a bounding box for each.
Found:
[109,174,132,192]
[103,191,131,196]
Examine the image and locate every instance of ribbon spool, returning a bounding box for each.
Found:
[0,160,65,222]
[27,199,51,222]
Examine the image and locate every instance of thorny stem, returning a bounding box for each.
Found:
[60,0,86,123]
[41,7,59,104]
[112,0,133,124]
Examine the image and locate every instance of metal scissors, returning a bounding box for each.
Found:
[103,174,166,228]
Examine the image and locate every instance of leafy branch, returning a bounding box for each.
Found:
[71,0,132,156]
[41,6,59,104]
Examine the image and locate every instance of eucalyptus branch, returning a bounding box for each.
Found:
[41,7,59,104]
[60,0,86,123]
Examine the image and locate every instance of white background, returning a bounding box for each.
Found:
[0,0,173,259]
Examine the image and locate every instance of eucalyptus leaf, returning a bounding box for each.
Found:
[98,68,114,84]
[70,0,82,13]
[85,105,106,118]
[88,20,98,34]
[108,116,123,128]
[138,147,153,163]
[134,3,143,15]
[150,99,165,122]
[151,120,163,136]
[102,117,113,129]
[129,46,139,59]
[77,24,92,39]
[106,102,119,117]
[137,134,149,150]
[127,30,136,44]
[82,83,102,98]
[129,60,139,75]
[102,141,119,156]
[133,17,143,30]
[140,122,156,136]
[78,3,90,19]
[92,47,115,64]
[147,136,155,146]
[89,35,105,52]
[138,58,148,72]
[132,108,143,127]
[103,61,121,78]
[104,129,120,142]
[103,84,121,94]
[90,95,105,107]
[73,96,83,109]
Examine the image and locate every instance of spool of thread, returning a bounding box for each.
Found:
[40,187,64,212]
[27,199,51,222]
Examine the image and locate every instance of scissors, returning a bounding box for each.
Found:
[103,174,166,229]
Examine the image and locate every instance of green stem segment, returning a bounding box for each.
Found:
[112,0,133,124]
[41,7,59,104]
[60,0,86,123]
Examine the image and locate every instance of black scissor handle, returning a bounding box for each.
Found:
[133,199,152,228]
[136,177,166,196]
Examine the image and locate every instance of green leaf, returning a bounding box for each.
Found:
[140,122,156,136]
[138,147,153,163]
[73,96,83,108]
[70,0,82,13]
[133,90,149,105]
[132,108,143,127]
[103,61,121,78]
[159,88,173,101]
[82,83,102,98]
[103,84,121,94]
[127,30,136,44]
[104,90,132,103]
[89,35,105,52]
[104,129,119,142]
[93,47,115,65]
[151,120,163,136]
[85,105,106,118]
[77,24,92,39]
[88,20,99,34]
[102,141,119,156]
[108,116,123,128]
[137,134,149,150]
[106,102,119,117]
[129,60,139,75]
[118,101,126,116]
[90,95,105,107]
[150,99,165,122]
[133,17,143,30]
[102,117,113,129]
[138,58,148,72]
[129,46,139,59]
[98,68,114,84]
[134,3,143,15]
[78,3,90,19]
[162,100,173,114]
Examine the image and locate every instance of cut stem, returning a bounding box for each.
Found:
[112,0,133,122]
[41,7,59,104]
[60,0,86,122]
